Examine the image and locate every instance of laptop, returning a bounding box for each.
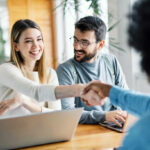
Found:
[0,108,83,150]
[99,113,139,132]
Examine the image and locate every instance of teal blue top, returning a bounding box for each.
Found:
[56,53,128,124]
[110,86,150,150]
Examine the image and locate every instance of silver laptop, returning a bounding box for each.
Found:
[0,108,83,150]
[99,113,139,132]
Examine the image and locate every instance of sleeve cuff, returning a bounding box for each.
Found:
[41,107,54,112]
[109,86,121,105]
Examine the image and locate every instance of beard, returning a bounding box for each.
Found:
[74,49,97,63]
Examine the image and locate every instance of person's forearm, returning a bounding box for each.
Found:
[21,97,42,113]
[109,86,150,116]
[79,110,105,124]
[55,84,85,99]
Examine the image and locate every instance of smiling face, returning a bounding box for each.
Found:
[74,29,104,63]
[14,28,44,69]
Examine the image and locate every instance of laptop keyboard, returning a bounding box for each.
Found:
[102,121,124,130]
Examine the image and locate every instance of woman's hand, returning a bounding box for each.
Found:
[82,90,105,106]
[81,81,112,106]
[0,98,22,115]
[0,93,42,116]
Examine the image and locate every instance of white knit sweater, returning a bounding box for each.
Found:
[0,63,61,117]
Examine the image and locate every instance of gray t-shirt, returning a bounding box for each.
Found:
[56,53,128,124]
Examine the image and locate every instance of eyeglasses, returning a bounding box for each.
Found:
[70,37,97,49]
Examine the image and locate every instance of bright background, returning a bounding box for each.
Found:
[0,0,149,93]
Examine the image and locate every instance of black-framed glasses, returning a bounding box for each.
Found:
[70,36,97,49]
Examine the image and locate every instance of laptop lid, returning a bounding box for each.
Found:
[99,114,139,133]
[0,108,83,150]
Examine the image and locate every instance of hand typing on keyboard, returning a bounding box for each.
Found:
[103,121,124,129]
[105,110,127,127]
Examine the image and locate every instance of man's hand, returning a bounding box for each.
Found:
[82,90,108,106]
[105,110,127,127]
[81,80,112,106]
[82,90,101,105]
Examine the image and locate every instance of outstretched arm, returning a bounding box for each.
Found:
[55,84,85,99]
[0,63,85,102]
[82,80,150,117]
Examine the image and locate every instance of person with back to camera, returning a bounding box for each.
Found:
[0,19,85,117]
[82,0,150,149]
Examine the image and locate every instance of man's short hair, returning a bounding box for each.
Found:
[75,16,106,42]
[128,0,150,76]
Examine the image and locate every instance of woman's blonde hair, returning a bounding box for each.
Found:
[10,19,47,84]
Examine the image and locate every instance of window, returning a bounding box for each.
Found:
[54,0,108,64]
[0,0,10,63]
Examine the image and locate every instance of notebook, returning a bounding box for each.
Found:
[0,108,83,150]
[99,113,139,132]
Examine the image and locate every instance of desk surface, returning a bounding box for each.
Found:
[21,124,125,150]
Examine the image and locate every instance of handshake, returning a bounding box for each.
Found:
[81,80,112,106]
[81,81,127,127]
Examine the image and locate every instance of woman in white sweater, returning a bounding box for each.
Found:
[0,19,84,117]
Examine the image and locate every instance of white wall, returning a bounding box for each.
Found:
[54,0,108,64]
[0,0,10,58]
[108,0,132,88]
[108,0,150,93]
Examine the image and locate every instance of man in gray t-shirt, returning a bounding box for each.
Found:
[56,16,128,125]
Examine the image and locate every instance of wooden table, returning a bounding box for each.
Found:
[21,124,126,150]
